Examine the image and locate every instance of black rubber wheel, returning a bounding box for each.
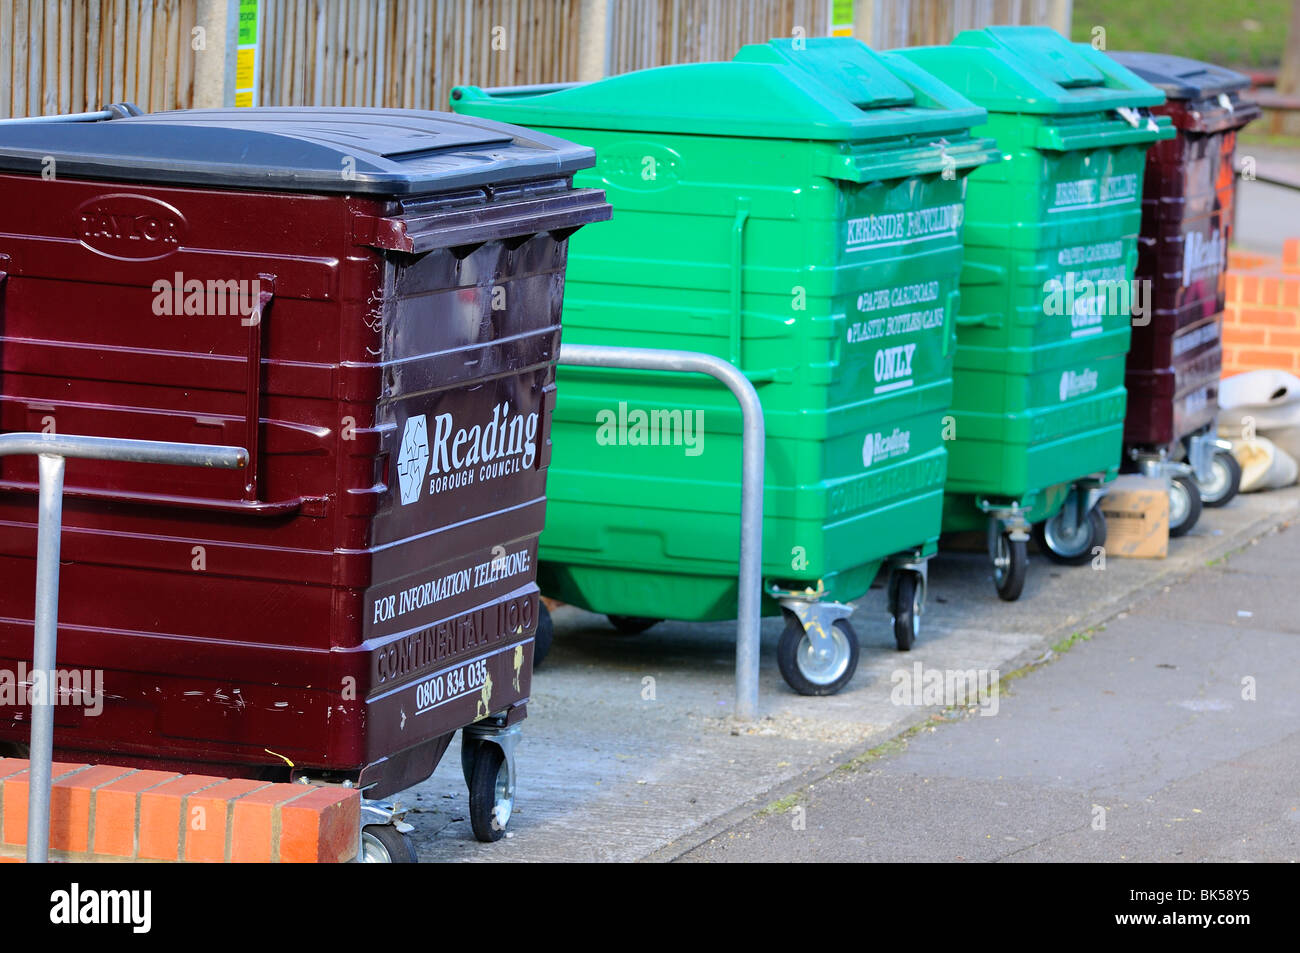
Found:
[468,742,514,843]
[360,824,418,863]
[1034,506,1107,566]
[993,532,1027,602]
[776,615,859,696]
[891,572,923,652]
[606,614,661,635]
[1197,449,1242,508]
[533,602,554,669]
[1169,474,1202,538]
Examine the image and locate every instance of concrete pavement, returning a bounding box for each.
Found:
[1235,143,1300,254]
[405,484,1300,862]
[679,506,1300,862]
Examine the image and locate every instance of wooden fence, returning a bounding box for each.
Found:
[0,0,198,118]
[252,0,833,108]
[0,0,1070,118]
[605,0,830,75]
[258,0,587,110]
[857,0,1071,49]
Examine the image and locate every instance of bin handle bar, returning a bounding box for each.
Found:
[0,103,142,125]
[472,81,586,98]
[1,432,247,863]
[0,433,247,468]
[0,110,115,124]
[558,344,765,721]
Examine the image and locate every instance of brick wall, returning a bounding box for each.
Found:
[0,758,360,863]
[1222,239,1300,377]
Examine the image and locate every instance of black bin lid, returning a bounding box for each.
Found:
[0,107,596,196]
[1107,52,1251,100]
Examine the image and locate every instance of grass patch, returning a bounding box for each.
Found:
[757,791,805,817]
[1051,627,1098,654]
[836,713,950,775]
[1071,0,1287,69]
[1239,132,1300,150]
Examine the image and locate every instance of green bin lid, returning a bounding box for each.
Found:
[452,39,987,142]
[894,26,1166,115]
[733,37,917,108]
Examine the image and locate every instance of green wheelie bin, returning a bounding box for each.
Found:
[893,27,1174,601]
[451,39,1000,694]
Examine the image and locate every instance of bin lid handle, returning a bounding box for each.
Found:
[1114,105,1161,133]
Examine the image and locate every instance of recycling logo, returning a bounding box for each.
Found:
[397,415,430,505]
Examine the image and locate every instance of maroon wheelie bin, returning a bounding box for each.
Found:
[1109,53,1259,535]
[0,105,609,860]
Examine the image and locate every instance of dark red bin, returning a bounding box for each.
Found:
[1110,52,1259,449]
[0,108,609,821]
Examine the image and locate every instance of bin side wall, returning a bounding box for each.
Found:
[0,174,577,785]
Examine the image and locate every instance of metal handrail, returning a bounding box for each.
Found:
[0,433,247,862]
[558,344,765,721]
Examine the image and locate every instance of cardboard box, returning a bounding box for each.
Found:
[1099,475,1170,558]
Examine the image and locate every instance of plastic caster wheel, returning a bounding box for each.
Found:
[993,532,1027,602]
[1169,474,1202,538]
[606,614,660,635]
[533,601,554,669]
[1034,506,1107,566]
[777,615,859,696]
[1197,449,1241,508]
[360,824,418,863]
[890,572,923,652]
[468,742,514,843]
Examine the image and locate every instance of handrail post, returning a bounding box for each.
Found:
[557,343,766,720]
[25,454,65,863]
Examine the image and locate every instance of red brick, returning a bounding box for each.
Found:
[278,787,360,863]
[1258,275,1282,306]
[230,784,312,863]
[1230,250,1272,270]
[1223,326,1267,346]
[1240,276,1260,304]
[1240,307,1297,328]
[48,764,134,853]
[183,779,268,863]
[1,762,90,846]
[1225,273,1241,302]
[92,769,180,858]
[137,774,226,861]
[1266,328,1300,349]
[1281,279,1300,309]
[1284,238,1300,269]
[1237,347,1300,370]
